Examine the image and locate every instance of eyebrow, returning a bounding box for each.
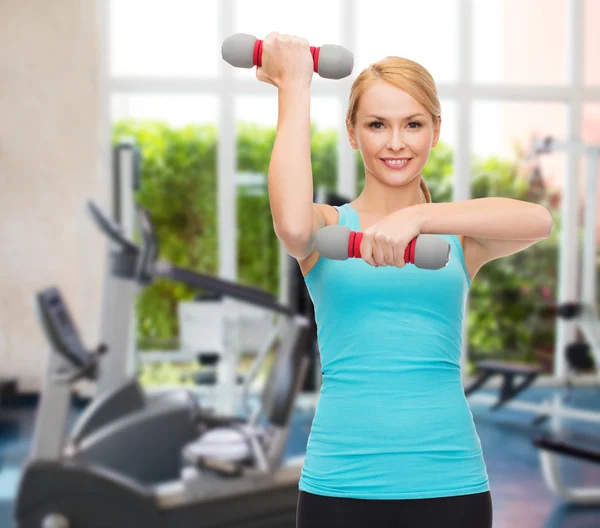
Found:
[365,113,426,121]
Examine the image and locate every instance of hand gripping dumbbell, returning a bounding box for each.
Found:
[315,225,451,270]
[221,33,354,79]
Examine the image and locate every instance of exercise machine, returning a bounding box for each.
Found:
[15,279,311,526]
[465,136,600,503]
[464,360,543,410]
[100,140,304,416]
[177,291,273,392]
[99,140,253,413]
[529,137,600,504]
[466,135,600,416]
[82,196,310,420]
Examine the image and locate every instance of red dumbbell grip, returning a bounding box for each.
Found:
[253,39,320,73]
[348,232,417,264]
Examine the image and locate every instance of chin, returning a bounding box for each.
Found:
[381,171,418,187]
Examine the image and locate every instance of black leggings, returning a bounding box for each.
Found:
[296,490,493,528]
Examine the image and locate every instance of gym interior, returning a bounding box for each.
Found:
[1,1,600,527]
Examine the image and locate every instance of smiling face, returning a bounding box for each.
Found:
[347,79,440,191]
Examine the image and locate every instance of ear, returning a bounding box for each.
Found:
[346,120,358,150]
[432,117,442,148]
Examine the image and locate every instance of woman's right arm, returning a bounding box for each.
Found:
[268,86,320,259]
[257,33,327,259]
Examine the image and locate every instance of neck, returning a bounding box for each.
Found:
[354,172,425,216]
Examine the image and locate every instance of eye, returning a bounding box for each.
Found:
[407,121,422,129]
[368,120,384,129]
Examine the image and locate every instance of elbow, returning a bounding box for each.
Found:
[274,219,313,244]
[274,223,315,259]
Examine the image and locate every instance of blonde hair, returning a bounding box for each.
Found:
[346,56,441,204]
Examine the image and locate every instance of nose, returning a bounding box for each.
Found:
[386,128,406,151]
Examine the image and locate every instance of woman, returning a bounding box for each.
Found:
[258,32,553,528]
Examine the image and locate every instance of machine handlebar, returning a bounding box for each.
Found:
[87,201,138,255]
[35,287,106,383]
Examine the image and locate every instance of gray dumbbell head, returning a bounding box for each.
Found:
[318,44,354,79]
[414,235,451,270]
[222,33,257,68]
[315,225,350,260]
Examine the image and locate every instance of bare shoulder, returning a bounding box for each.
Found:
[313,203,339,226]
[296,203,340,277]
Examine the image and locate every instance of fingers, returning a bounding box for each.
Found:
[257,32,311,88]
[361,231,376,266]
[257,32,277,83]
[264,32,308,51]
[275,33,309,46]
[375,233,396,266]
[263,31,279,44]
[369,235,386,266]
[392,242,406,268]
[360,233,406,268]
[256,31,279,81]
[255,67,274,85]
[257,32,278,85]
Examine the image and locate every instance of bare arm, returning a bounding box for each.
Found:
[268,86,316,258]
[257,33,324,259]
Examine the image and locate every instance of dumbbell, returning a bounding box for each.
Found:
[221,33,354,80]
[315,225,451,270]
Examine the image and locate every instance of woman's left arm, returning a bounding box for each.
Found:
[412,197,554,264]
[361,197,553,269]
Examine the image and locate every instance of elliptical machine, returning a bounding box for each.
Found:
[70,199,305,430]
[98,140,281,416]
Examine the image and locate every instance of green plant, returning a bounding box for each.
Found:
[466,154,561,365]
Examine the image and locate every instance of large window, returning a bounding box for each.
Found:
[473,0,568,85]
[110,0,221,77]
[107,0,600,375]
[356,0,460,83]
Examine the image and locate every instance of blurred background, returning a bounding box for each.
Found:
[1,1,600,527]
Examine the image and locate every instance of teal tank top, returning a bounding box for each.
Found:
[298,203,490,499]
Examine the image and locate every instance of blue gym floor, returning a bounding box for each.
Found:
[2,387,600,527]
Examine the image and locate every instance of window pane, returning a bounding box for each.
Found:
[236,95,339,131]
[109,0,220,77]
[439,99,457,151]
[585,0,600,85]
[235,96,340,293]
[111,94,218,126]
[471,101,565,205]
[232,0,341,84]
[469,101,565,370]
[583,103,600,144]
[472,101,565,168]
[356,0,459,83]
[473,0,567,85]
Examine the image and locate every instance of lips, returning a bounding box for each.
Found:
[380,158,411,170]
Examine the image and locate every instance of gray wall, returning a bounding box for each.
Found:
[0,1,109,391]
